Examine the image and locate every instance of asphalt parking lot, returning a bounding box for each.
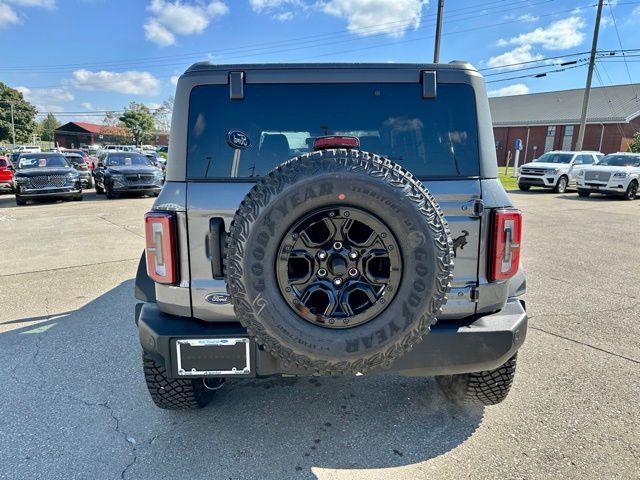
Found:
[0,189,638,480]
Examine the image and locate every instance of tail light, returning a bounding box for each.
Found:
[144,212,177,284]
[313,136,360,150]
[489,208,522,282]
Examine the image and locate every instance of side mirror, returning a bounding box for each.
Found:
[7,164,14,171]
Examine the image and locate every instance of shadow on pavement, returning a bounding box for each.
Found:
[0,280,484,479]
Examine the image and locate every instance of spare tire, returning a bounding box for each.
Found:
[226,149,453,374]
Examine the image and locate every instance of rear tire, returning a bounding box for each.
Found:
[142,352,221,410]
[15,195,27,206]
[436,354,518,406]
[553,176,568,193]
[95,182,104,194]
[577,189,590,198]
[85,178,93,189]
[518,183,530,191]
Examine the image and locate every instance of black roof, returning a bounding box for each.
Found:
[185,61,476,74]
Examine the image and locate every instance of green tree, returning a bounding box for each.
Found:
[629,132,640,153]
[119,102,155,146]
[38,112,59,142]
[0,82,37,144]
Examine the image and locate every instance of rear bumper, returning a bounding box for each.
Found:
[136,299,528,378]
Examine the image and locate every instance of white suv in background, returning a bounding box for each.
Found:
[517,150,602,193]
[576,152,640,200]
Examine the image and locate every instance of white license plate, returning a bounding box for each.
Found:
[175,338,251,376]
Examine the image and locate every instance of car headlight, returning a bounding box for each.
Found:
[15,176,30,184]
[66,172,79,179]
[111,174,124,181]
[547,168,559,174]
[578,170,585,176]
[612,171,629,178]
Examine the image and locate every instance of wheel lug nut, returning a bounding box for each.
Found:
[348,268,358,277]
[333,241,343,250]
[333,277,343,287]
[317,251,327,260]
[317,268,327,277]
[348,251,358,260]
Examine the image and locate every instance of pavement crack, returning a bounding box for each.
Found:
[65,396,139,479]
[532,301,640,319]
[0,258,139,278]
[97,215,144,239]
[529,323,640,365]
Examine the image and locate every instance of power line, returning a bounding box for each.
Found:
[0,0,543,74]
[606,2,637,99]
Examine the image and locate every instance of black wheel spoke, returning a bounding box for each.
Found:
[276,206,401,329]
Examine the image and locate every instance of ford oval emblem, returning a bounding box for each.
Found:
[205,293,231,305]
[226,130,251,150]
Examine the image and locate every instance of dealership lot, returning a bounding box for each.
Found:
[0,190,638,480]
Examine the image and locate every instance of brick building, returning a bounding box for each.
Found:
[490,83,640,167]
[54,122,168,149]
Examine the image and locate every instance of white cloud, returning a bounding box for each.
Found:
[16,86,74,103]
[71,69,161,96]
[144,19,175,47]
[250,0,298,11]
[600,15,612,28]
[633,6,640,16]
[487,45,543,70]
[322,0,428,38]
[0,0,53,27]
[517,13,539,23]
[250,0,302,21]
[16,86,73,113]
[144,0,229,46]
[170,75,180,86]
[274,11,294,20]
[7,0,55,7]
[488,84,530,97]
[498,16,586,51]
[0,3,20,26]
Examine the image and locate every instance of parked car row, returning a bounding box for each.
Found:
[0,149,164,206]
[517,150,639,200]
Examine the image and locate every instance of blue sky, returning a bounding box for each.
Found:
[1,0,639,123]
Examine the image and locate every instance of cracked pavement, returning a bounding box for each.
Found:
[0,190,638,479]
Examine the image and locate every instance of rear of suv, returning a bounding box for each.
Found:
[134,63,528,410]
[517,150,602,193]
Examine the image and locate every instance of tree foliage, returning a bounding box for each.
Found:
[629,132,640,153]
[38,113,59,142]
[119,102,155,146]
[0,82,37,144]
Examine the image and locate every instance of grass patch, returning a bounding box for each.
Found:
[499,171,519,190]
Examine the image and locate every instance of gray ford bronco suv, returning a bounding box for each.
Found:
[134,62,527,410]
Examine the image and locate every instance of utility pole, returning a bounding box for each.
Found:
[433,0,444,63]
[9,102,16,148]
[575,0,604,151]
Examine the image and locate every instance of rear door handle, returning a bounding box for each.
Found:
[207,217,226,279]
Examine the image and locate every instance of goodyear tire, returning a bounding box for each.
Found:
[436,354,518,406]
[226,149,453,374]
[142,353,220,410]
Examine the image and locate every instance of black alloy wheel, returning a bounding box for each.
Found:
[276,206,401,329]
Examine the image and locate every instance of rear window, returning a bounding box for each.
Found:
[186,83,479,179]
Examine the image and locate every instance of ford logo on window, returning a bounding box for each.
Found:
[226,130,251,150]
[205,293,231,305]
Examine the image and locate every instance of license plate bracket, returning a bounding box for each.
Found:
[175,338,251,376]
